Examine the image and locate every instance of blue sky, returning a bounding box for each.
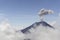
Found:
[0,0,60,27]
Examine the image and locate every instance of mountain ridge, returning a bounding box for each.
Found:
[21,21,54,33]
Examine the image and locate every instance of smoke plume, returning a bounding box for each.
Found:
[38,8,54,16]
[38,8,54,20]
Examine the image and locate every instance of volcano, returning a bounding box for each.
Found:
[21,21,54,34]
[19,21,56,40]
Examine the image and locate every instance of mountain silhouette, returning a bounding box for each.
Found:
[21,21,54,34]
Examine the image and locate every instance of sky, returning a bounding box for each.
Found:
[0,0,60,27]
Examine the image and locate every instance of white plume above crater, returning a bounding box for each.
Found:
[38,8,54,20]
[38,8,54,16]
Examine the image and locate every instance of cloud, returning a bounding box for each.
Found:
[0,18,25,40]
[24,24,60,40]
[38,8,54,16]
[0,18,10,31]
[0,13,25,40]
[49,21,57,26]
[38,8,54,20]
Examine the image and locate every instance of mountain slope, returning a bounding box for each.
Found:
[21,21,54,34]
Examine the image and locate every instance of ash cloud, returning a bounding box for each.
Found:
[38,8,54,20]
[38,8,54,16]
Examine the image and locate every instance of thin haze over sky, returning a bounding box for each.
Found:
[0,0,60,27]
